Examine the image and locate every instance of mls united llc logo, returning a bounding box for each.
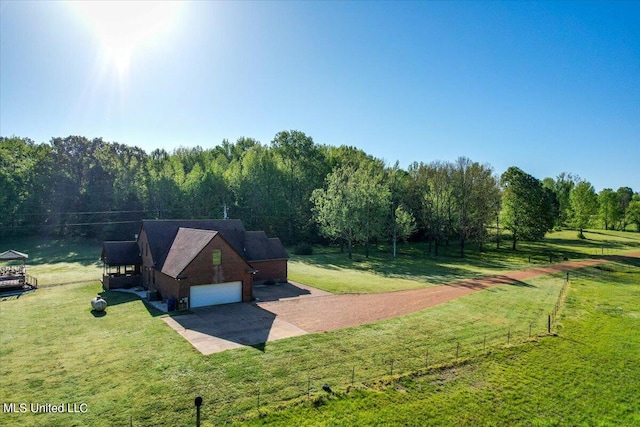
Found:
[3,402,88,414]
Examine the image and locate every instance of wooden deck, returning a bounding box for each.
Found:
[0,272,38,290]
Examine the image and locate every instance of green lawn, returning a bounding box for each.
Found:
[1,236,102,285]
[290,229,640,293]
[2,265,617,426]
[1,231,638,426]
[244,257,640,426]
[2,228,637,290]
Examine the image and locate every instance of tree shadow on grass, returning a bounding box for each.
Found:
[1,237,103,267]
[447,275,536,290]
[292,250,500,285]
[587,230,640,244]
[523,240,602,260]
[539,231,640,256]
[605,255,640,269]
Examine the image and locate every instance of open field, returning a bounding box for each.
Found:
[245,258,640,426]
[0,236,102,286]
[289,229,640,293]
[2,229,637,290]
[0,231,638,426]
[1,274,569,426]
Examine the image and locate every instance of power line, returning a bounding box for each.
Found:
[0,220,141,230]
[17,210,147,217]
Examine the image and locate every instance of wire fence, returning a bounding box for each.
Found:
[188,274,577,425]
[123,263,637,425]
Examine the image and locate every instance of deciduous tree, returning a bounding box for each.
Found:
[598,188,621,231]
[569,180,599,238]
[311,164,391,259]
[625,194,640,232]
[452,157,500,256]
[500,167,553,250]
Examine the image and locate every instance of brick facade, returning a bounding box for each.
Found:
[179,235,253,302]
[104,219,288,307]
[252,259,288,284]
[138,229,253,303]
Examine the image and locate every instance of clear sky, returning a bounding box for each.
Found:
[1,1,638,192]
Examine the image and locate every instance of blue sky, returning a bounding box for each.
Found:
[1,1,638,192]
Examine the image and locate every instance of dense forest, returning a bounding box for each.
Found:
[1,133,639,255]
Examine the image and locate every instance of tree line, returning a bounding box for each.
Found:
[1,133,638,255]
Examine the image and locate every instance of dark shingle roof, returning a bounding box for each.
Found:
[161,228,217,278]
[267,237,289,260]
[101,241,141,266]
[142,219,246,269]
[244,231,289,261]
[140,219,289,273]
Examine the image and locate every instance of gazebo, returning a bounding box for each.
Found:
[0,250,37,290]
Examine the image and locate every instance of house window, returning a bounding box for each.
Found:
[212,250,221,266]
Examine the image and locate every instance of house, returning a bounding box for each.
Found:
[101,219,289,308]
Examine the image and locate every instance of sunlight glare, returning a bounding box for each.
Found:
[71,1,181,77]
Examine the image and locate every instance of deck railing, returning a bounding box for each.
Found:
[26,274,38,288]
[0,273,37,289]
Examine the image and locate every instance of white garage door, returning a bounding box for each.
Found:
[190,281,242,308]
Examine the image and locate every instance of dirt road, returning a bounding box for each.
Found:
[257,253,640,332]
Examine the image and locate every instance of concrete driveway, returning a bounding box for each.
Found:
[162,281,321,355]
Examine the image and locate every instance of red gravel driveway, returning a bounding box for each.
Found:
[258,254,640,333]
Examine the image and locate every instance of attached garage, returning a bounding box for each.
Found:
[190,281,242,308]
[105,220,288,310]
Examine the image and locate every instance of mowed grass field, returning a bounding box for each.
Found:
[0,230,638,426]
[0,237,103,285]
[289,229,640,293]
[247,259,640,426]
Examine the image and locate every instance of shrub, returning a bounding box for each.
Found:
[293,242,313,255]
